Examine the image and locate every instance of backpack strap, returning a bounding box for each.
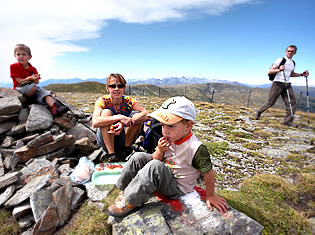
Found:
[279,57,286,67]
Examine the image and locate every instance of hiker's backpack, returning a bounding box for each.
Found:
[268,57,295,81]
[138,118,162,153]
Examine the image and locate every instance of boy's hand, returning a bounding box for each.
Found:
[206,194,229,215]
[32,74,40,84]
[157,136,171,153]
[27,74,40,84]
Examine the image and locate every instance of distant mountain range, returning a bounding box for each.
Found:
[0,76,272,88]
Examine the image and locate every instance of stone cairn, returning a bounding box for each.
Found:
[0,88,264,235]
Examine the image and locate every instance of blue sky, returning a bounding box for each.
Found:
[1,0,314,86]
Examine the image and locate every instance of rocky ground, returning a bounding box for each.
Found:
[1,90,314,234]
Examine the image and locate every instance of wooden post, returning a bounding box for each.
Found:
[159,87,160,98]
[211,89,215,102]
[247,89,251,107]
[184,86,187,97]
[129,85,131,95]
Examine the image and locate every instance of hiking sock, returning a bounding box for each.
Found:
[50,104,57,116]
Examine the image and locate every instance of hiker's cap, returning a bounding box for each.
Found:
[149,96,196,125]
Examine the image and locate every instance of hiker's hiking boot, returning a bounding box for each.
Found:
[107,194,138,217]
[283,122,298,128]
[255,111,261,120]
[107,153,120,162]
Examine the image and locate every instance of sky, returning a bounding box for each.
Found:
[1,0,314,86]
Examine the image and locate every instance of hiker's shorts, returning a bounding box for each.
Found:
[16,82,51,105]
[116,152,185,207]
[96,111,139,153]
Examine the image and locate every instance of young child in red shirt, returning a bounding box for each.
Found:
[10,44,67,117]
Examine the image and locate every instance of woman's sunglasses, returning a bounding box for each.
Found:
[108,84,125,89]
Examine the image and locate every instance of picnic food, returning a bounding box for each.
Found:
[108,125,115,133]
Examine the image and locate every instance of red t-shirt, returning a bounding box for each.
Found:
[10,62,40,89]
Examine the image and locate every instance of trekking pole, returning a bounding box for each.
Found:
[283,71,294,118]
[305,75,310,124]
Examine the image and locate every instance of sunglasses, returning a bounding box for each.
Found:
[287,50,295,53]
[108,84,125,89]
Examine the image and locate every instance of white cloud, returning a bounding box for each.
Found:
[0,0,253,84]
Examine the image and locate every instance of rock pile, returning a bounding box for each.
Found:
[0,88,264,234]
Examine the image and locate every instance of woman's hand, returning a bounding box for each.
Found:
[108,122,124,135]
[119,115,134,127]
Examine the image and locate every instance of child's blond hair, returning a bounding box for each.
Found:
[14,44,32,56]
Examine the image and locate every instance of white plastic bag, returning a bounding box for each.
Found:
[70,157,95,184]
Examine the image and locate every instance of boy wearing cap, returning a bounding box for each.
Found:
[107,96,228,217]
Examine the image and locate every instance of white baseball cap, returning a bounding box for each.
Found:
[149,96,196,125]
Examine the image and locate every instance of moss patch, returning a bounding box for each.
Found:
[242,142,262,150]
[285,153,307,163]
[0,209,20,235]
[204,141,229,157]
[219,174,312,234]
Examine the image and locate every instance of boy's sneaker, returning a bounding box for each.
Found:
[55,103,68,116]
[107,194,138,217]
[51,103,68,117]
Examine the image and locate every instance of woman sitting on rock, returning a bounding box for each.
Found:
[92,73,148,162]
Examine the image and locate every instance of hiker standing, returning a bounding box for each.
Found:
[255,45,309,126]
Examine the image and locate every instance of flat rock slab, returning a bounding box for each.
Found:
[109,190,264,235]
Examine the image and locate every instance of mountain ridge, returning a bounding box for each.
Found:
[0,76,272,89]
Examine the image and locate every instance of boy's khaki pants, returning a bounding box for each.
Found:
[116,152,184,207]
